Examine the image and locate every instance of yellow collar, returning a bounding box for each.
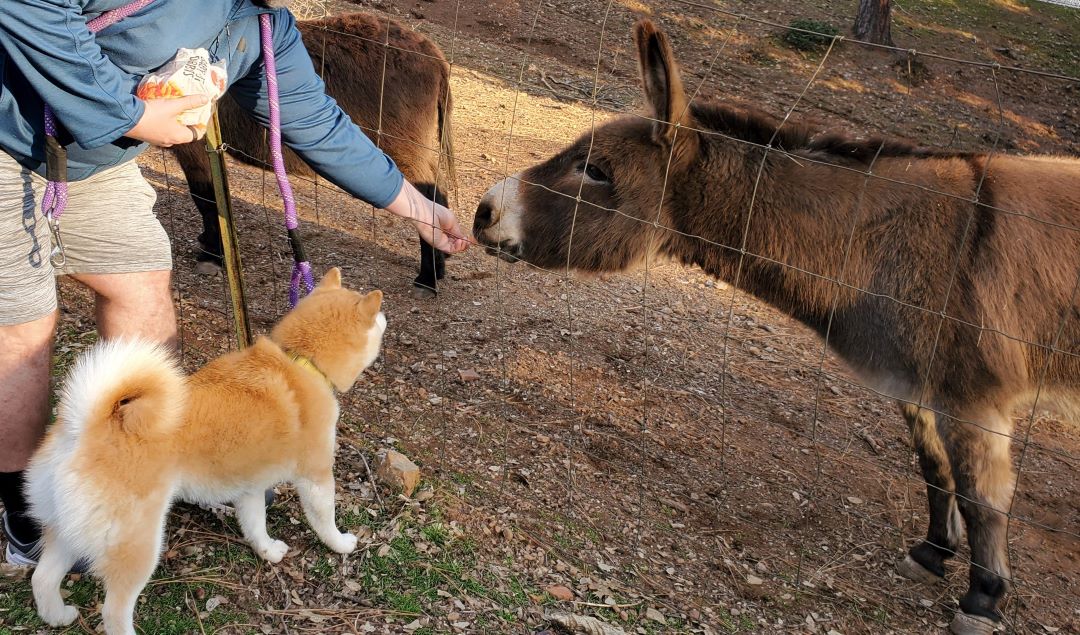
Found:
[288,352,334,390]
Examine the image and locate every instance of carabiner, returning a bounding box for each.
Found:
[47,218,67,268]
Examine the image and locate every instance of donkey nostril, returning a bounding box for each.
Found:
[474,199,494,229]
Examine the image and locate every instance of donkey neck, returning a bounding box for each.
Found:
[662,140,870,334]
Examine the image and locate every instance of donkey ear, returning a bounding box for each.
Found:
[318,267,342,290]
[634,19,695,153]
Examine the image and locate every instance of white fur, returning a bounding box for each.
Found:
[26,339,183,633]
[25,339,183,564]
[476,175,525,248]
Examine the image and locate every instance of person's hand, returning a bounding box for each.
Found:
[385,181,470,254]
[125,95,209,147]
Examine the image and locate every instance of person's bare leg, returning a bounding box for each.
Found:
[0,311,56,473]
[70,270,176,347]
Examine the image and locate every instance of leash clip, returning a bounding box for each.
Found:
[47,217,67,268]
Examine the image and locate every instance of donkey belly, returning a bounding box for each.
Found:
[821,297,922,404]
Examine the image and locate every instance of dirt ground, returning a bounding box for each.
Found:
[2,1,1077,634]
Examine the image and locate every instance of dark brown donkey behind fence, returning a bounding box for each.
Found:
[172,12,456,297]
[473,19,1079,635]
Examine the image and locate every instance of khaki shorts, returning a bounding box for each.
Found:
[0,150,172,325]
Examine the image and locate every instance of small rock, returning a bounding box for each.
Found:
[746,575,764,586]
[545,585,574,601]
[846,496,864,505]
[457,368,481,382]
[829,385,843,396]
[645,607,666,624]
[375,449,420,496]
[205,596,226,612]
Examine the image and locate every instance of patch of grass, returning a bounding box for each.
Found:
[782,19,840,51]
[447,471,474,486]
[712,606,758,633]
[0,583,40,628]
[0,574,245,635]
[353,507,540,631]
[311,554,336,580]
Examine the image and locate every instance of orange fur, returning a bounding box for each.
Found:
[26,268,385,635]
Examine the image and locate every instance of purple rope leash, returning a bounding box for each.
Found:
[260,13,314,307]
[41,0,157,266]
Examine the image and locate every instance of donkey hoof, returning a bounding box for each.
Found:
[410,284,438,300]
[950,611,1001,635]
[896,554,943,584]
[194,260,223,277]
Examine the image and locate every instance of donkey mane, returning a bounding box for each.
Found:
[690,101,968,164]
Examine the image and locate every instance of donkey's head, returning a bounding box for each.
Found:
[473,19,701,272]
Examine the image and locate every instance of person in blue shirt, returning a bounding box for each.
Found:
[0,0,469,567]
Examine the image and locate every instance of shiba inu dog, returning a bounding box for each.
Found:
[25,268,385,635]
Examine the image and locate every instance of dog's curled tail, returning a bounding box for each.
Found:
[57,338,187,439]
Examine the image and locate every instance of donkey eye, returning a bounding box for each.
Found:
[581,162,610,184]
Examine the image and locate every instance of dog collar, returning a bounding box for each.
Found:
[287,352,334,390]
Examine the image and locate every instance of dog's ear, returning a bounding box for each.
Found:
[318,267,342,290]
[360,290,383,313]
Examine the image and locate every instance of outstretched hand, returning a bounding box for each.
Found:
[125,95,209,147]
[386,181,470,254]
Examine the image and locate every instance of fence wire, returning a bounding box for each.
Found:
[134,1,1080,633]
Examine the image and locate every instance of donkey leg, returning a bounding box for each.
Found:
[410,184,449,299]
[897,402,963,583]
[171,141,224,275]
[940,406,1014,634]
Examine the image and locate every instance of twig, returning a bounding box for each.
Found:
[572,600,643,609]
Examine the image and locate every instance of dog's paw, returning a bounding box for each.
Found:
[256,540,290,563]
[41,604,79,627]
[328,532,358,554]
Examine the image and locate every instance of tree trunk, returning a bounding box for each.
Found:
[854,0,894,46]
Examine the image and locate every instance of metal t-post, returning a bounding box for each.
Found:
[204,108,253,349]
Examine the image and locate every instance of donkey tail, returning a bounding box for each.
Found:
[437,71,457,191]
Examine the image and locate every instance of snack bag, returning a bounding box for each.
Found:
[136,48,228,133]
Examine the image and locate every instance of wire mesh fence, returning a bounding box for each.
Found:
[92,0,1080,632]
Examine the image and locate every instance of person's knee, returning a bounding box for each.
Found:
[0,311,58,355]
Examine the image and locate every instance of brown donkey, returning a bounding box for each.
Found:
[172,12,456,297]
[473,19,1079,634]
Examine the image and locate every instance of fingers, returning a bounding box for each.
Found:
[438,215,470,253]
[169,94,211,113]
[126,95,211,147]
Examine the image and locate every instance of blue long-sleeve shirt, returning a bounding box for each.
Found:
[0,0,404,208]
